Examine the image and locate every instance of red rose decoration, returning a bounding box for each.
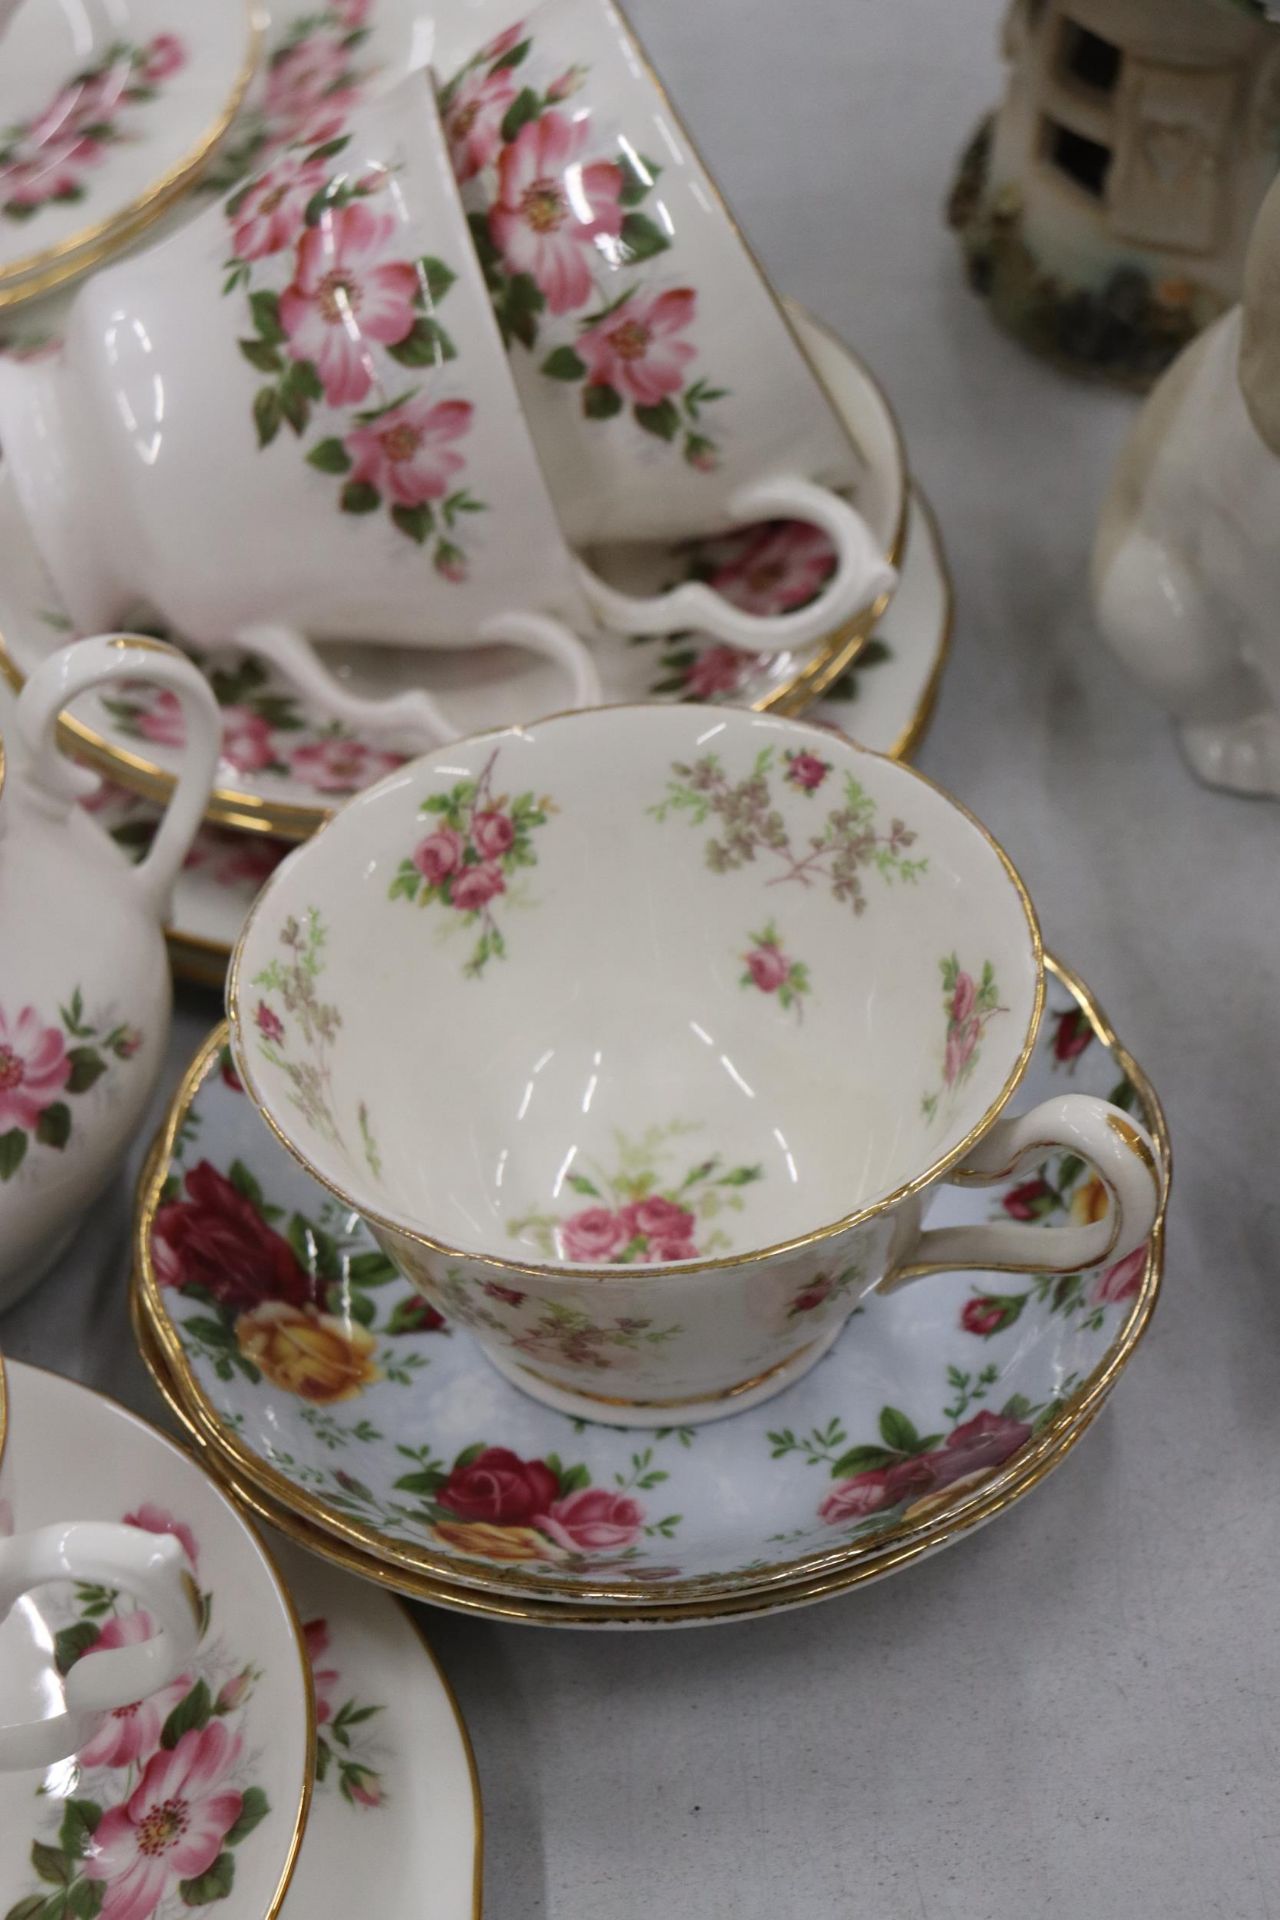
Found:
[151,1161,316,1311]
[539,1487,644,1553]
[1002,1176,1057,1221]
[1052,1007,1093,1064]
[1091,1244,1146,1305]
[959,1291,1026,1338]
[930,1410,1032,1488]
[436,1447,560,1525]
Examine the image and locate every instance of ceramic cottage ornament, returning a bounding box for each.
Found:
[0,636,219,1305]
[1092,165,1280,794]
[948,0,1280,386]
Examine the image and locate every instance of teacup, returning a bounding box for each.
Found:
[0,73,892,746]
[441,0,893,588]
[0,1358,201,1769]
[227,704,1162,1426]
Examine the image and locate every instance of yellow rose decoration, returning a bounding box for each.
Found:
[235,1301,380,1404]
[1071,1174,1109,1227]
[431,1519,559,1563]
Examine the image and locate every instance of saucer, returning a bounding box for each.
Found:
[0,1,262,306]
[269,1538,481,1920]
[0,305,908,838]
[0,1359,311,1917]
[69,485,948,986]
[132,955,1168,1618]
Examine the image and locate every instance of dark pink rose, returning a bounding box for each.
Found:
[560,1207,627,1262]
[930,1410,1032,1488]
[1092,1245,1146,1305]
[684,644,750,699]
[789,1274,835,1315]
[302,1617,339,1724]
[961,1296,1006,1337]
[1003,1177,1056,1220]
[943,1016,980,1087]
[256,1000,284,1045]
[141,32,186,80]
[746,944,790,993]
[538,1487,644,1553]
[451,863,505,912]
[1053,1007,1093,1063]
[137,689,186,748]
[346,1767,384,1807]
[619,1196,696,1244]
[479,21,527,61]
[471,811,515,859]
[437,1447,559,1524]
[950,972,976,1024]
[413,827,464,885]
[785,750,829,791]
[484,1281,526,1307]
[645,1234,698,1263]
[819,1470,897,1524]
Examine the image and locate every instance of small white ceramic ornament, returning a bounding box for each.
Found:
[0,636,219,1306]
[1093,166,1280,794]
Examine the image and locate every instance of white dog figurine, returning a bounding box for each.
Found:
[1093,171,1280,797]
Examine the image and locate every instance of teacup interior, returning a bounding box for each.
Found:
[236,709,1040,1266]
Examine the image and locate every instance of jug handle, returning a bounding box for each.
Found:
[15,636,221,920]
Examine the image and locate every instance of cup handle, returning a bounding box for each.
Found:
[575,478,897,654]
[16,635,221,921]
[879,1093,1163,1290]
[236,615,602,748]
[0,1522,201,1771]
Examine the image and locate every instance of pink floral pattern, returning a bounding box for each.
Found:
[440,30,730,467]
[98,649,405,798]
[0,989,142,1183]
[507,1121,762,1264]
[740,920,810,1019]
[306,1617,387,1808]
[389,749,555,977]
[0,35,188,224]
[5,1509,270,1920]
[921,955,1007,1122]
[221,120,487,565]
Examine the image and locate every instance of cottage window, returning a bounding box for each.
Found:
[1043,119,1112,198]
[1058,21,1122,95]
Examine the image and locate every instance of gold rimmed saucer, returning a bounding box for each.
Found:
[130,955,1168,1622]
[0,2,265,308]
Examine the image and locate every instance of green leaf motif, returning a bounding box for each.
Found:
[878,1406,923,1455]
[583,382,623,420]
[0,1121,25,1182]
[249,289,285,344]
[35,1102,71,1149]
[5,1896,51,1920]
[489,36,530,71]
[227,1158,265,1209]
[254,388,282,448]
[619,210,671,262]
[634,397,679,440]
[391,502,432,544]
[418,255,457,304]
[306,436,352,475]
[225,1787,269,1848]
[500,87,541,143]
[387,314,457,366]
[65,1047,106,1094]
[54,1619,102,1675]
[58,1800,103,1859]
[178,1852,235,1906]
[542,344,586,380]
[31,1843,72,1887]
[340,480,381,514]
[829,1444,897,1478]
[238,337,283,374]
[161,1677,213,1749]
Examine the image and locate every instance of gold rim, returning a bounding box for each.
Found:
[134,952,1169,1608]
[0,312,908,840]
[394,1608,485,1918]
[225,707,1045,1283]
[0,5,266,306]
[133,1298,1110,1624]
[7,1353,314,1909]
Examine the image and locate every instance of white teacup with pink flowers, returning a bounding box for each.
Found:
[440,0,895,642]
[228,704,1162,1426]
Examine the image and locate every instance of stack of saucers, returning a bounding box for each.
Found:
[0,0,946,983]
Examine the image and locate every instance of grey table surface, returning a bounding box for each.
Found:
[5,3,1279,1915]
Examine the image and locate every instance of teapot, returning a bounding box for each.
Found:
[0,636,219,1309]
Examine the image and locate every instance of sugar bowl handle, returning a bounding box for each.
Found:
[0,1522,201,1772]
[16,636,221,920]
[881,1093,1163,1288]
